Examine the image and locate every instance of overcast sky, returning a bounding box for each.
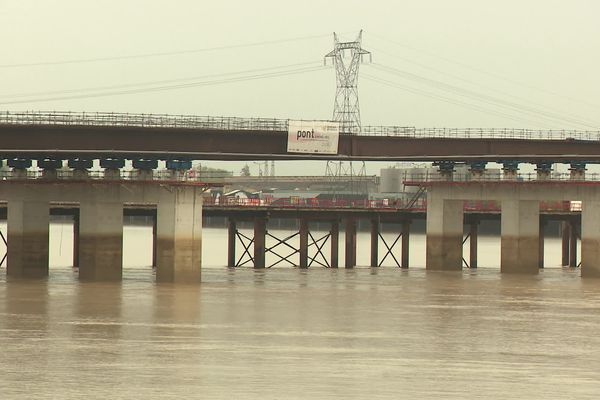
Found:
[1,0,599,175]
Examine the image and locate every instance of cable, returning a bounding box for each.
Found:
[0,61,322,99]
[0,33,331,69]
[0,65,327,105]
[369,32,600,110]
[368,63,598,129]
[362,73,555,128]
[367,44,600,128]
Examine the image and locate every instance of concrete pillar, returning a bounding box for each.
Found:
[227,218,236,268]
[299,219,309,268]
[426,197,464,270]
[79,199,123,281]
[7,200,49,278]
[581,201,600,277]
[253,217,267,269]
[156,187,203,282]
[151,213,157,268]
[569,220,578,268]
[500,200,539,274]
[401,220,410,268]
[370,218,379,267]
[469,222,478,269]
[561,221,570,266]
[539,218,546,268]
[345,218,357,268]
[73,212,80,268]
[330,220,339,268]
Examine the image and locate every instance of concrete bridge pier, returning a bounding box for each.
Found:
[78,196,123,281]
[227,218,236,268]
[582,201,600,277]
[299,219,309,268]
[7,200,50,278]
[345,218,357,268]
[501,200,540,274]
[426,197,464,270]
[156,187,203,282]
[370,218,379,268]
[330,220,339,268]
[253,217,267,269]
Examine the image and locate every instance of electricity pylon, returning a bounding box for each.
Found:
[324,30,371,198]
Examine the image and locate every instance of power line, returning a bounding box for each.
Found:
[0,33,330,69]
[367,44,600,128]
[0,61,322,99]
[369,32,600,110]
[368,63,598,129]
[0,65,327,105]
[362,73,555,128]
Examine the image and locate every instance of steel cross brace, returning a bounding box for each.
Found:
[0,229,6,267]
[307,232,331,268]
[266,232,300,268]
[235,230,255,267]
[378,232,402,267]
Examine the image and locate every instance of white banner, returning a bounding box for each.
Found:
[287,120,340,154]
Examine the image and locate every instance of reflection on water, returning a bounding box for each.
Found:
[0,227,599,399]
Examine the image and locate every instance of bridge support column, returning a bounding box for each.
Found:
[253,217,267,269]
[152,211,157,268]
[330,220,339,268]
[73,211,80,268]
[156,187,203,282]
[469,220,478,269]
[401,220,410,268]
[501,200,539,274]
[227,218,236,268]
[79,197,123,281]
[569,219,578,268]
[561,221,570,266]
[345,218,357,268]
[7,200,49,278]
[370,218,379,267]
[299,219,309,268]
[581,201,600,277]
[426,197,463,270]
[539,217,546,268]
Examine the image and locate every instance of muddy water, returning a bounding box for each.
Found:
[0,225,598,399]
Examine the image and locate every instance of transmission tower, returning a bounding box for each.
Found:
[324,30,371,198]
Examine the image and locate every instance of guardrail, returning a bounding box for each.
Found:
[2,111,599,141]
[203,197,579,213]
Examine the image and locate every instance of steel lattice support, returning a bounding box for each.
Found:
[324,30,371,196]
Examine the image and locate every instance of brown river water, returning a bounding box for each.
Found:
[1,225,600,399]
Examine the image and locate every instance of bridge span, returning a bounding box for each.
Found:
[2,111,600,162]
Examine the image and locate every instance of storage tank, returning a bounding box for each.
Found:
[379,168,402,193]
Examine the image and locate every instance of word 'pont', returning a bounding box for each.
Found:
[297,129,315,139]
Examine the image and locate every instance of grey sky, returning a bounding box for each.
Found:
[1,0,599,175]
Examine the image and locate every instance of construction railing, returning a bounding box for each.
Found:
[2,111,600,141]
